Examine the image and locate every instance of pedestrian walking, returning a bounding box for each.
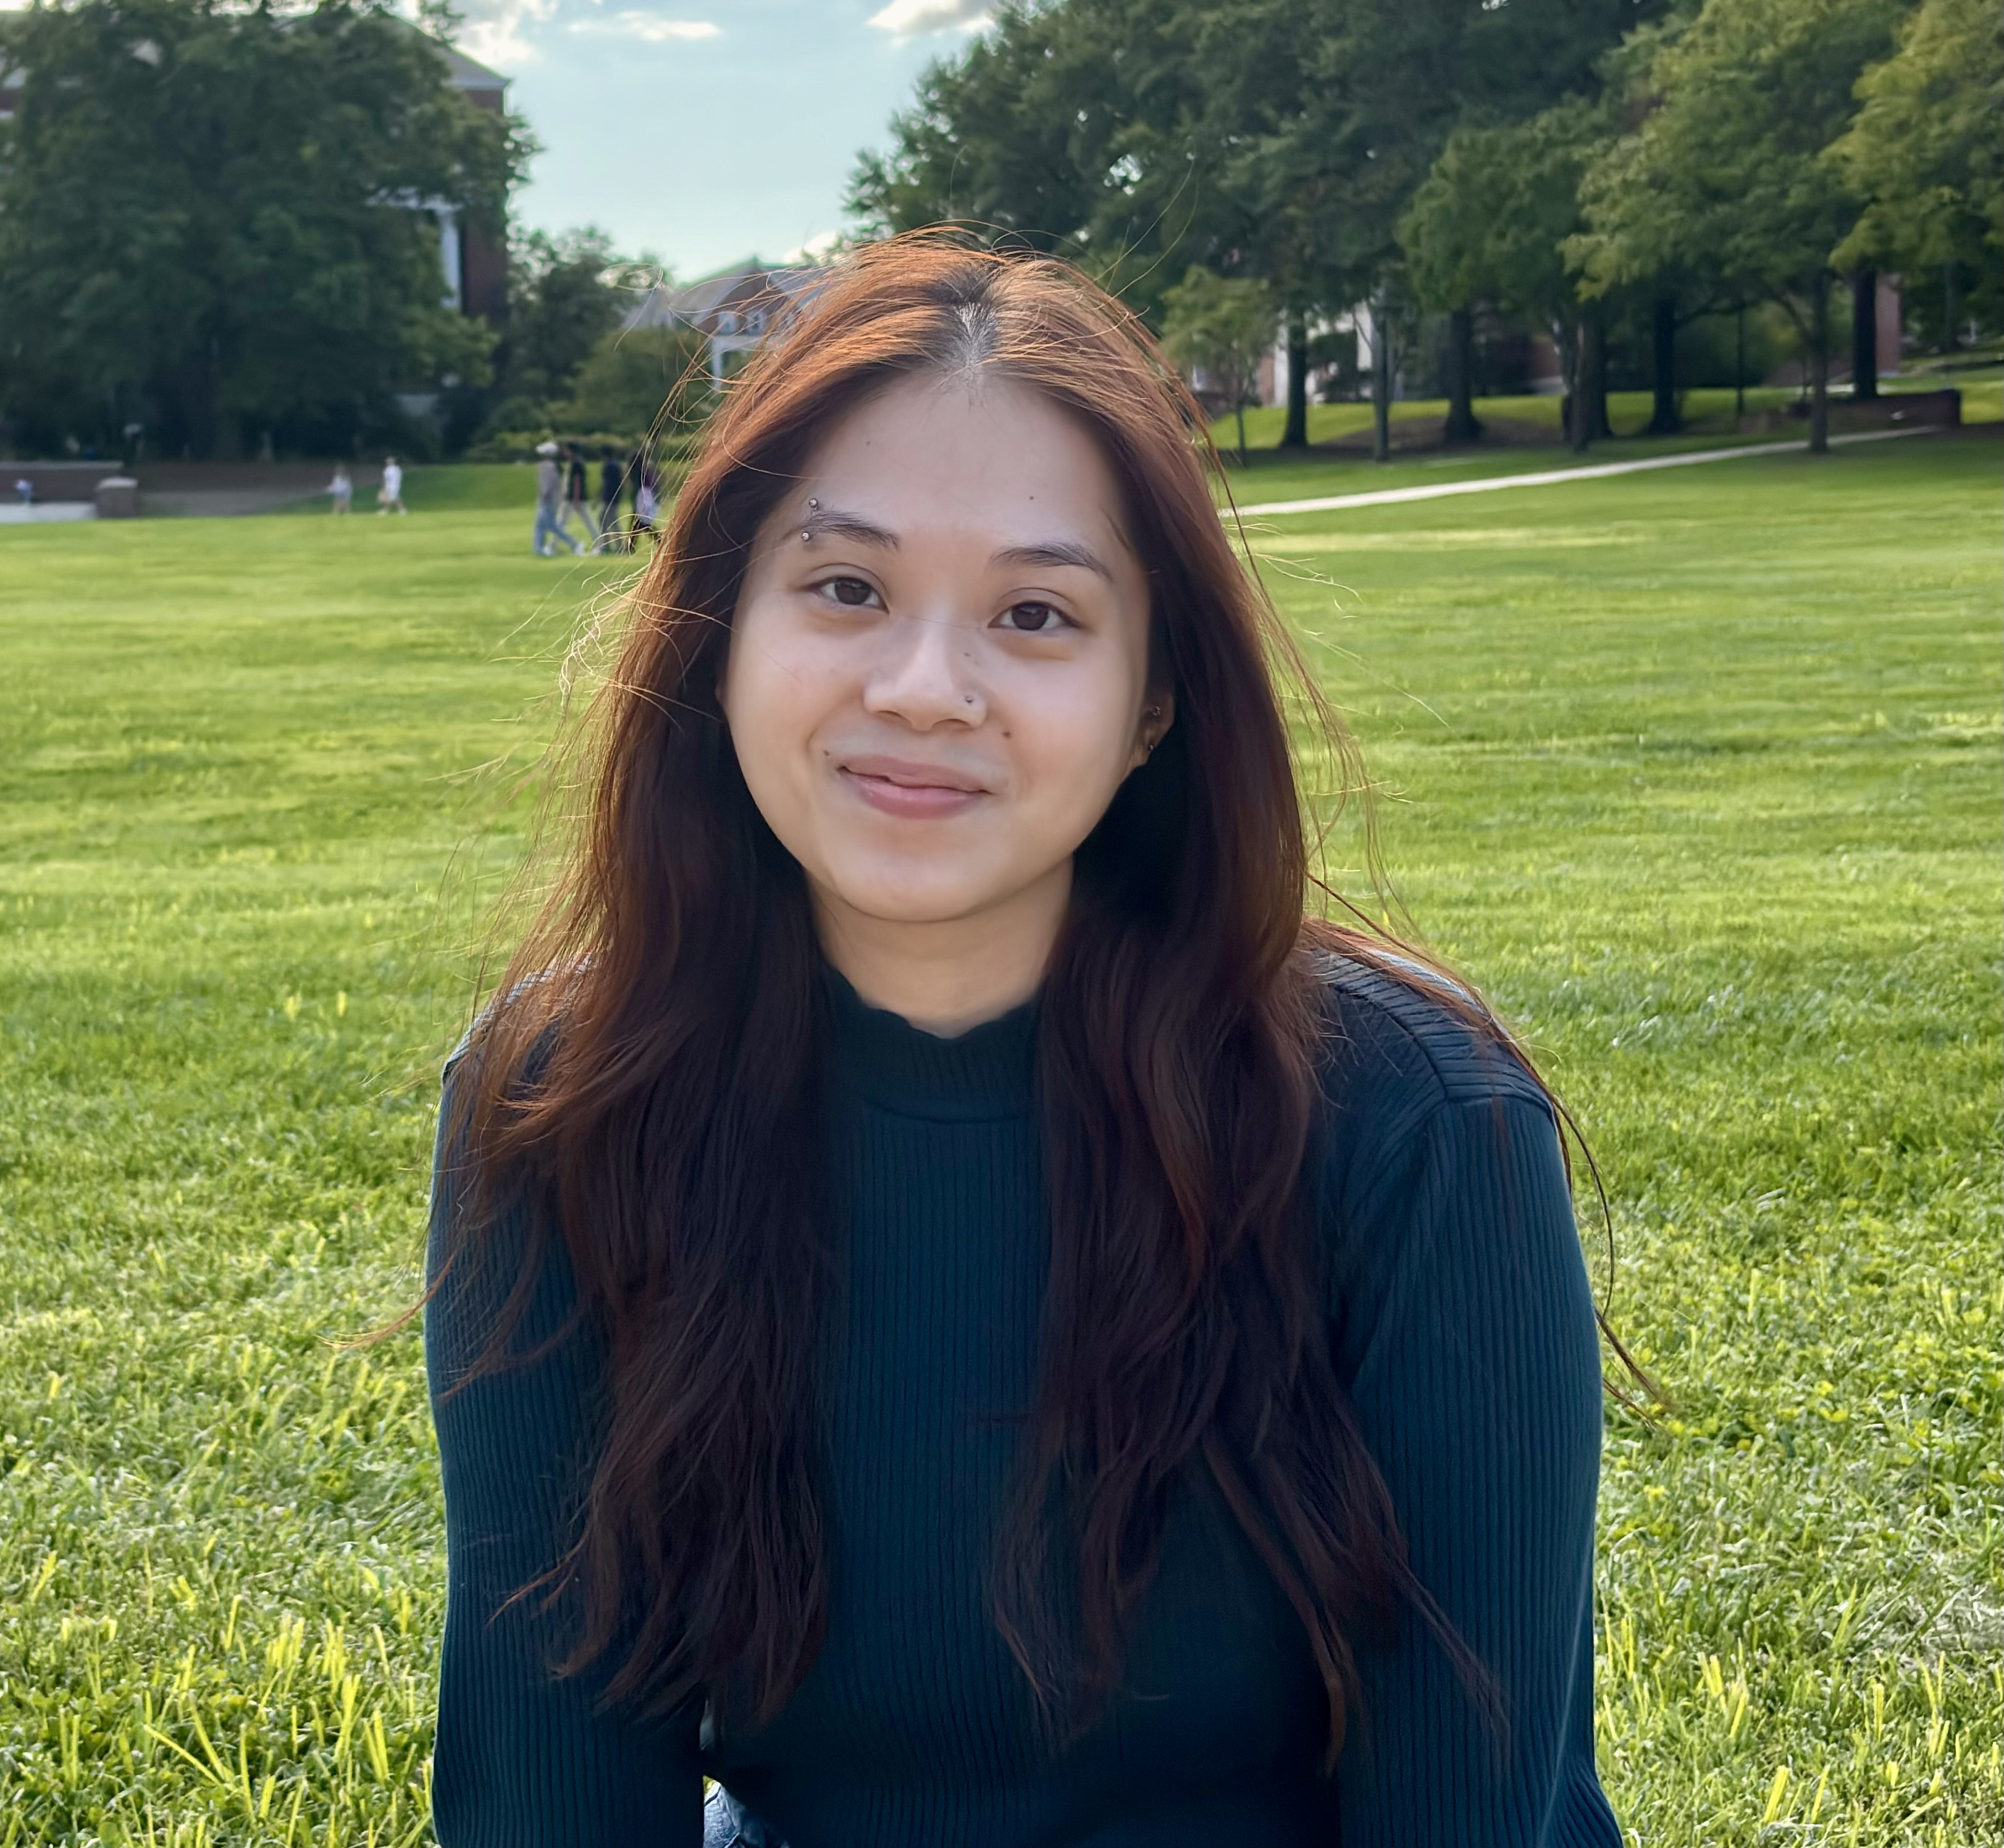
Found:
[560,443,595,551]
[377,456,406,515]
[597,446,624,548]
[631,455,661,544]
[532,441,582,557]
[328,466,353,515]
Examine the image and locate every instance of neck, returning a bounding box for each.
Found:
[811,861,1070,1038]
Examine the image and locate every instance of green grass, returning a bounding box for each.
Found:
[1,435,1998,1844]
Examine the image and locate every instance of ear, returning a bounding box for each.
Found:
[1131,686,1176,770]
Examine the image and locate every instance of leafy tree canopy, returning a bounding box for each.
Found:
[1830,0,2003,280]
[1570,0,1905,309]
[849,0,1656,322]
[547,324,711,440]
[499,226,640,409]
[0,0,528,456]
[1402,101,1608,328]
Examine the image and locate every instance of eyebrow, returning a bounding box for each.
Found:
[991,539,1113,579]
[797,509,1113,580]
[798,508,899,548]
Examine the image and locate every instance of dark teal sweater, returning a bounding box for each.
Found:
[425,960,1619,1846]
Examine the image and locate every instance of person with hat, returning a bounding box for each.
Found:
[533,441,582,558]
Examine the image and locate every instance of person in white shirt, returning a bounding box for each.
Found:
[377,456,406,515]
[329,466,353,514]
[533,442,582,556]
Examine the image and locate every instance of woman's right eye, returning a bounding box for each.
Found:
[819,576,878,608]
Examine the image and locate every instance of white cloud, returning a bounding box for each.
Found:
[573,13,723,42]
[782,229,847,262]
[453,0,561,67]
[866,0,992,41]
[451,1,718,65]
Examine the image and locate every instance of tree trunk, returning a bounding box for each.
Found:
[1851,269,1878,400]
[1583,310,1612,441]
[1734,307,1746,421]
[1235,402,1248,468]
[1568,314,1607,453]
[1370,298,1392,464]
[1648,294,1680,434]
[1443,305,1482,443]
[1808,272,1830,454]
[1281,311,1309,448]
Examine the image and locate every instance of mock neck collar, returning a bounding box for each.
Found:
[822,965,1039,1120]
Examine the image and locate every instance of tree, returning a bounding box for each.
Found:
[1571,0,1906,453]
[0,0,526,456]
[1402,103,1612,451]
[548,324,713,439]
[1401,133,1507,444]
[1830,0,2004,352]
[496,228,635,411]
[846,1,1112,254]
[1159,265,1274,464]
[850,0,1664,462]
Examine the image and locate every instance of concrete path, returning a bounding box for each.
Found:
[0,502,96,524]
[1231,425,1940,519]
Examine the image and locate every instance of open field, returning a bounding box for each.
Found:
[1,434,1998,1844]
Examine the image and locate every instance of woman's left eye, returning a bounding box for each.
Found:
[995,602,1072,634]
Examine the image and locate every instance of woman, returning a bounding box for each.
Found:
[427,239,1619,1847]
[631,450,663,544]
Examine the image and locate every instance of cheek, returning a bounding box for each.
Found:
[727,616,836,767]
[723,631,822,837]
[1004,664,1143,809]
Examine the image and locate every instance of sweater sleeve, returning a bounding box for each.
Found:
[424,1063,704,1847]
[1330,1091,1619,1848]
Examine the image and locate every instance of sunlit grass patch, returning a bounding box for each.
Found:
[1,437,1997,1842]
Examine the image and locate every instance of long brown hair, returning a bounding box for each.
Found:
[448,235,1520,1766]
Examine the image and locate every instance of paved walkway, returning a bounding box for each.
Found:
[1230,426,1939,518]
[0,502,96,524]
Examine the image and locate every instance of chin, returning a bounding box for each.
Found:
[826,868,1004,928]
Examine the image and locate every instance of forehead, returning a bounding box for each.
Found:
[797,374,1137,556]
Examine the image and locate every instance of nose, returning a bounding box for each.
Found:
[862,611,987,731]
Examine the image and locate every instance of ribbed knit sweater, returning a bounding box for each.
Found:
[424,959,1619,1847]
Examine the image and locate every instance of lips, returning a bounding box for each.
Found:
[837,754,991,820]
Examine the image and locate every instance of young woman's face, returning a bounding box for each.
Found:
[723,374,1165,932]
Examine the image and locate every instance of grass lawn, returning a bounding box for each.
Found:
[1,434,1997,1844]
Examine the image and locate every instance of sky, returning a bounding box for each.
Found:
[444,0,994,279]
